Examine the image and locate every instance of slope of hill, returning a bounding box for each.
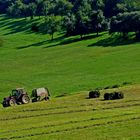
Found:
[0,15,140,100]
[0,85,140,139]
[0,15,140,140]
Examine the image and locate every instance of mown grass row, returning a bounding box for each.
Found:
[0,102,140,122]
[7,118,140,139]
[0,86,140,140]
[0,112,137,135]
[1,113,140,139]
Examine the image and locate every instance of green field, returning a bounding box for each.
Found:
[0,86,140,139]
[0,15,140,99]
[0,15,140,139]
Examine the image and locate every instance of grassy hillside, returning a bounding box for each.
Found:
[0,15,140,140]
[0,14,140,100]
[0,85,140,139]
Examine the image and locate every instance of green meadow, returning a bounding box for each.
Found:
[0,15,140,140]
[0,86,140,140]
[0,15,140,99]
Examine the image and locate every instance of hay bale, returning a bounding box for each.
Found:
[104,93,114,100]
[89,90,100,98]
[104,91,124,100]
[113,91,124,99]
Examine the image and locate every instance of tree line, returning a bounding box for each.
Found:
[0,0,140,40]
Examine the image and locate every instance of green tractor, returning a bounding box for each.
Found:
[2,88,30,107]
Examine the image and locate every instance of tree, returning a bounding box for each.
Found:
[28,2,37,19]
[104,0,123,17]
[42,0,55,17]
[43,15,61,40]
[75,10,91,38]
[21,3,28,19]
[35,0,44,19]
[90,10,106,36]
[63,13,76,35]
[110,11,140,39]
[74,0,92,38]
[90,0,104,11]
[54,0,73,16]
[7,0,24,17]
[124,0,140,12]
[0,0,13,13]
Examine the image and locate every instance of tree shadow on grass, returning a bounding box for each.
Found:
[43,33,104,49]
[0,15,40,35]
[16,35,65,49]
[17,33,101,49]
[16,40,48,49]
[61,34,102,45]
[88,35,139,47]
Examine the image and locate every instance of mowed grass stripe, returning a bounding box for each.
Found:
[14,99,140,112]
[0,102,140,121]
[0,112,137,135]
[1,90,140,116]
[1,106,139,135]
[2,117,140,140]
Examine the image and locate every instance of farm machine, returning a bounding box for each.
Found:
[2,87,50,107]
[2,88,30,107]
[31,87,50,102]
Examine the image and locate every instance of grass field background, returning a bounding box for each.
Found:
[0,15,140,140]
[0,85,140,139]
[0,15,140,100]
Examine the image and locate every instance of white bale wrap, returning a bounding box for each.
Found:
[36,88,47,96]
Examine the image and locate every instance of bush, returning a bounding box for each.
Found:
[89,90,100,98]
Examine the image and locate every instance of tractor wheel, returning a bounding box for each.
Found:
[2,101,9,107]
[22,95,30,104]
[9,99,16,106]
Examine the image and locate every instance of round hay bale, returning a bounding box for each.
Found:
[89,90,100,98]
[104,92,124,100]
[114,91,124,99]
[104,93,114,100]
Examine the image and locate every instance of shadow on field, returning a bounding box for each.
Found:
[60,34,102,45]
[16,35,65,49]
[16,40,48,49]
[16,33,103,49]
[43,33,104,49]
[88,35,139,47]
[0,15,40,35]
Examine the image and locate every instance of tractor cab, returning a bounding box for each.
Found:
[11,88,24,97]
